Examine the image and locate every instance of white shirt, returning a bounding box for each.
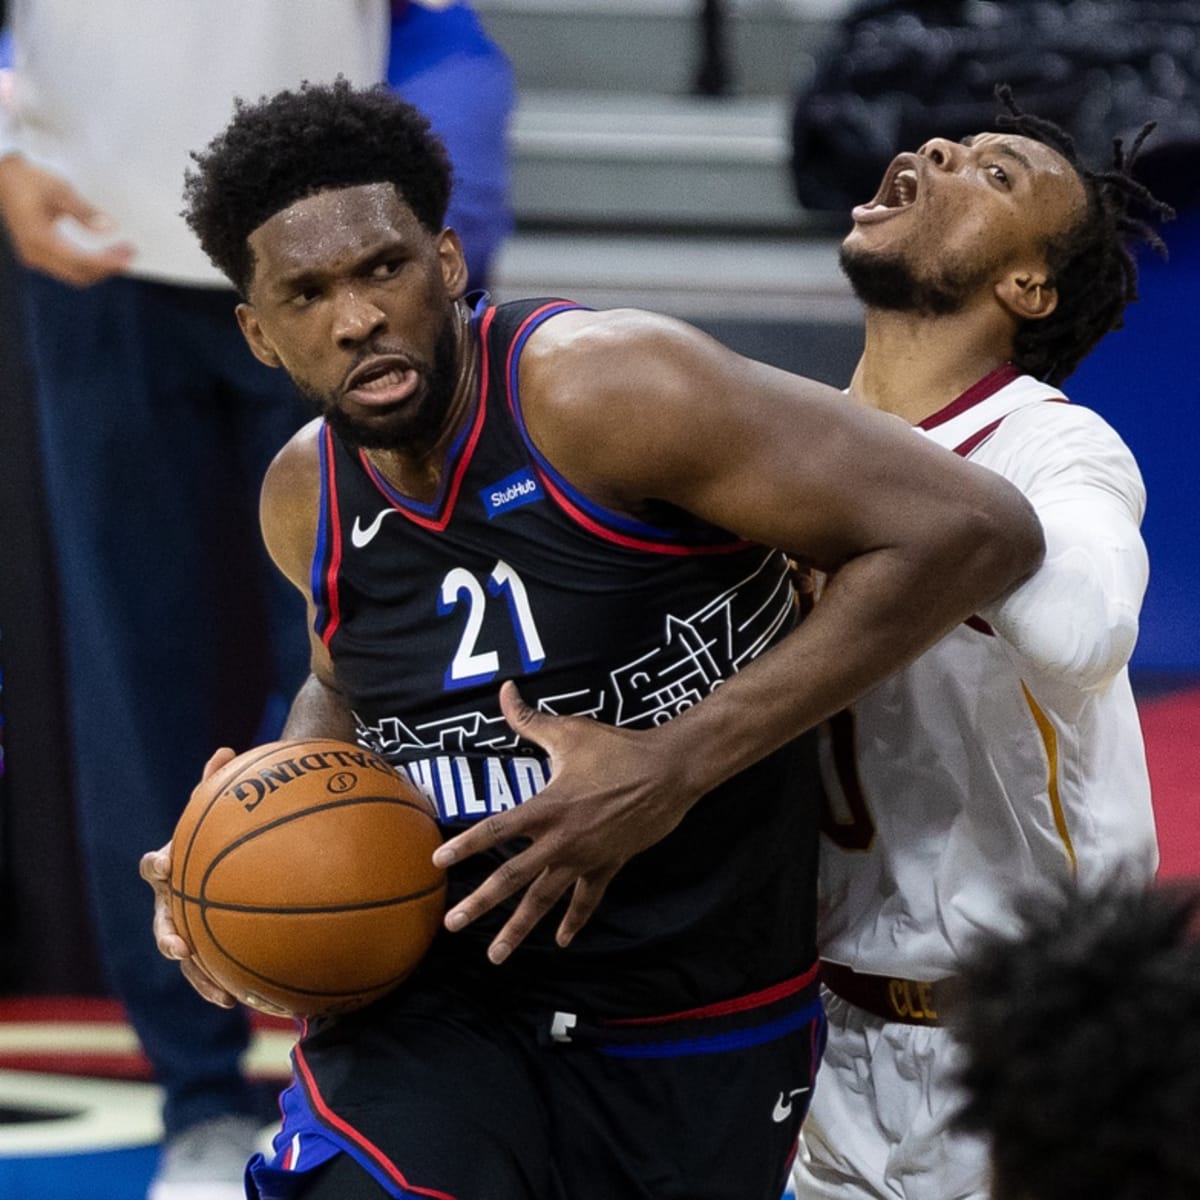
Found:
[817,367,1158,979]
[0,0,389,285]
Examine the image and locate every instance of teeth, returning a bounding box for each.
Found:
[895,169,917,204]
[357,368,405,391]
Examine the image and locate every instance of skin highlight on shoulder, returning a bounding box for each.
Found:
[260,418,325,592]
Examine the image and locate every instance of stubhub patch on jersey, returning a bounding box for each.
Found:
[481,469,543,519]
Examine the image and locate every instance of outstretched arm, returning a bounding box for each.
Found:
[434,309,1045,958]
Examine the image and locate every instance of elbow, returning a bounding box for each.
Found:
[963,488,1046,600]
[1007,493,1047,587]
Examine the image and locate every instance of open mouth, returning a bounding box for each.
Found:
[345,356,421,408]
[880,167,918,208]
[852,157,921,224]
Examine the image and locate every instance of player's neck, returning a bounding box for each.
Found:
[850,307,1013,425]
[365,301,479,503]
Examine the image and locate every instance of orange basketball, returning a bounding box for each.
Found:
[169,738,445,1019]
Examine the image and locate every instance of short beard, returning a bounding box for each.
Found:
[839,242,991,317]
[308,315,461,455]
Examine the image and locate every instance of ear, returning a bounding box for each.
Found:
[436,227,470,299]
[995,270,1059,322]
[236,302,282,369]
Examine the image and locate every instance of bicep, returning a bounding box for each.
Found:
[549,323,1022,565]
[657,370,953,562]
[259,424,330,677]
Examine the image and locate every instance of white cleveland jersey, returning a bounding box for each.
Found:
[817,365,1158,979]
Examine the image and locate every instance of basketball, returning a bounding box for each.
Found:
[169,738,445,1019]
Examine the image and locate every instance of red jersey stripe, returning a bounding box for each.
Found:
[321,425,344,649]
[537,470,753,557]
[603,960,820,1026]
[919,364,1021,431]
[355,307,496,534]
[293,1041,460,1200]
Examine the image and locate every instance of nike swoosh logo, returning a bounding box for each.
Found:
[771,1086,811,1123]
[350,508,399,549]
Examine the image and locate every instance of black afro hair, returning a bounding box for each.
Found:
[954,876,1200,1200]
[183,78,453,296]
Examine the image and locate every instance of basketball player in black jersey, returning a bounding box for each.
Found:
[141,82,1043,1200]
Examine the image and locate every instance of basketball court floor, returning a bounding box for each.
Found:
[2,682,1197,1200]
[0,998,291,1199]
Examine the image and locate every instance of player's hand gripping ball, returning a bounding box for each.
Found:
[169,739,445,1018]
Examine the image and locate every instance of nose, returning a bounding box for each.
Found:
[331,287,386,349]
[918,138,960,170]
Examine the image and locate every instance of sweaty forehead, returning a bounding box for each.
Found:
[247,183,418,277]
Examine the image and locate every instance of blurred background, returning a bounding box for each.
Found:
[1,0,1197,1000]
[0,2,1196,1195]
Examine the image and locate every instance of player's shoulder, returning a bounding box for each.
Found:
[260,417,324,582]
[514,304,758,505]
[517,305,733,439]
[262,417,323,499]
[520,305,709,383]
[524,304,690,344]
[994,391,1129,446]
[983,392,1141,476]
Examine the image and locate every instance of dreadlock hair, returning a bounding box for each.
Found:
[952,876,1200,1200]
[993,84,1175,386]
[183,79,453,297]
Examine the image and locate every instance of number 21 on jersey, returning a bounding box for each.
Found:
[438,559,546,689]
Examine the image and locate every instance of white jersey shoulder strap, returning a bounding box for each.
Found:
[918,368,1067,456]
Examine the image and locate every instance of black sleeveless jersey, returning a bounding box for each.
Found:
[311,296,820,1017]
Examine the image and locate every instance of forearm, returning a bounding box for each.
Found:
[432,510,1042,958]
[281,672,358,742]
[661,527,1040,795]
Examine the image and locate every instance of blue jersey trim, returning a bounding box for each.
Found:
[503,304,683,542]
[361,391,479,520]
[310,426,334,640]
[596,997,824,1059]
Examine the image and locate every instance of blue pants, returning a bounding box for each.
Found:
[22,272,311,1136]
[388,1,514,291]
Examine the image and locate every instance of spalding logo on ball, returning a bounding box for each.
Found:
[169,738,446,1019]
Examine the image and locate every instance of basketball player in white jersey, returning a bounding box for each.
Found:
[791,89,1175,1200]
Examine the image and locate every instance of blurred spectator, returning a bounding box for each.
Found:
[695,0,733,97]
[953,876,1200,1199]
[389,1,514,290]
[0,3,510,1198]
[789,0,1200,214]
[0,14,100,998]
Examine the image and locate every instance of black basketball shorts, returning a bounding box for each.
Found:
[247,965,825,1200]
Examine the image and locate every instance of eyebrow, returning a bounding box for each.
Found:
[268,266,325,301]
[960,136,1033,170]
[271,242,407,296]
